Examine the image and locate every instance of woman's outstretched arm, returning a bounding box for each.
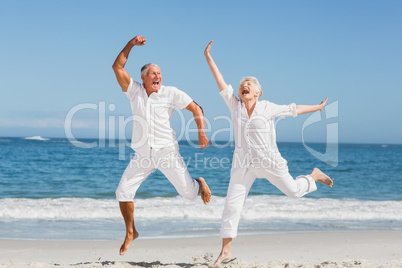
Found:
[296,97,328,115]
[204,41,228,91]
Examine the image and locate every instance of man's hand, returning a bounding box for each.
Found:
[130,35,146,46]
[198,132,210,150]
[185,101,209,150]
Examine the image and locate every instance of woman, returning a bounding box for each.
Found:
[204,41,333,266]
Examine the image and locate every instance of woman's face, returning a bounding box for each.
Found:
[238,80,259,102]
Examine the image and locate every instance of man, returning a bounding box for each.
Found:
[112,35,211,255]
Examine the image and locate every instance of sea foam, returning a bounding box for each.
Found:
[1,196,401,222]
[23,136,50,141]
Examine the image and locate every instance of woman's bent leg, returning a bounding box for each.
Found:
[257,169,317,199]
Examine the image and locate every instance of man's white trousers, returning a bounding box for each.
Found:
[116,146,199,202]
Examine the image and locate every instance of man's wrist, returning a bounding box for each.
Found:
[128,39,137,47]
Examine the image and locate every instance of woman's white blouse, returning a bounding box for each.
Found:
[220,85,298,175]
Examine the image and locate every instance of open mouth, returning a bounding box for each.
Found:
[242,89,250,95]
[153,81,160,86]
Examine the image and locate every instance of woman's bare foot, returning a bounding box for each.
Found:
[311,168,333,187]
[211,251,233,267]
[119,230,139,255]
[197,177,211,204]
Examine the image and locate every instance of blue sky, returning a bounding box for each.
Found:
[0,0,401,144]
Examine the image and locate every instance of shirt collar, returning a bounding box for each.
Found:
[141,84,163,98]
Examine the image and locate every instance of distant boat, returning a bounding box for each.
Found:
[23,136,50,141]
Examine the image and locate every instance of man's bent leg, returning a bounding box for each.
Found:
[119,202,139,255]
[158,148,211,204]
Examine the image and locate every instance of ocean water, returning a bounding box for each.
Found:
[0,137,401,240]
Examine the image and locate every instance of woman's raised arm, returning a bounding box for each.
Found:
[204,41,228,92]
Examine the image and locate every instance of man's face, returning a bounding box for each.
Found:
[238,81,259,102]
[142,66,162,94]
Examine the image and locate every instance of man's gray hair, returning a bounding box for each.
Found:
[239,76,263,100]
[140,63,160,77]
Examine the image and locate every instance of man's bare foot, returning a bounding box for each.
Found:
[119,231,139,255]
[311,168,333,187]
[197,177,211,204]
[211,251,233,267]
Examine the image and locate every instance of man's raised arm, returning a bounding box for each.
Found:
[112,35,146,92]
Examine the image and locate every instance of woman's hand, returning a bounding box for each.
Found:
[296,97,329,115]
[203,40,228,91]
[204,40,214,58]
[318,97,328,111]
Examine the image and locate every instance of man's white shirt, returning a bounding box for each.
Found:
[125,78,193,157]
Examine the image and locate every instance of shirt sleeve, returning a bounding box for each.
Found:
[219,84,239,112]
[124,78,142,100]
[171,87,193,109]
[268,102,298,118]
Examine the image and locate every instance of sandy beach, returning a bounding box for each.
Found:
[0,231,401,267]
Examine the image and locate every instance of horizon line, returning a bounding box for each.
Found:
[1,135,401,146]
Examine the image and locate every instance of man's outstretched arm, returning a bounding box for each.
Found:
[186,101,209,150]
[112,35,146,92]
